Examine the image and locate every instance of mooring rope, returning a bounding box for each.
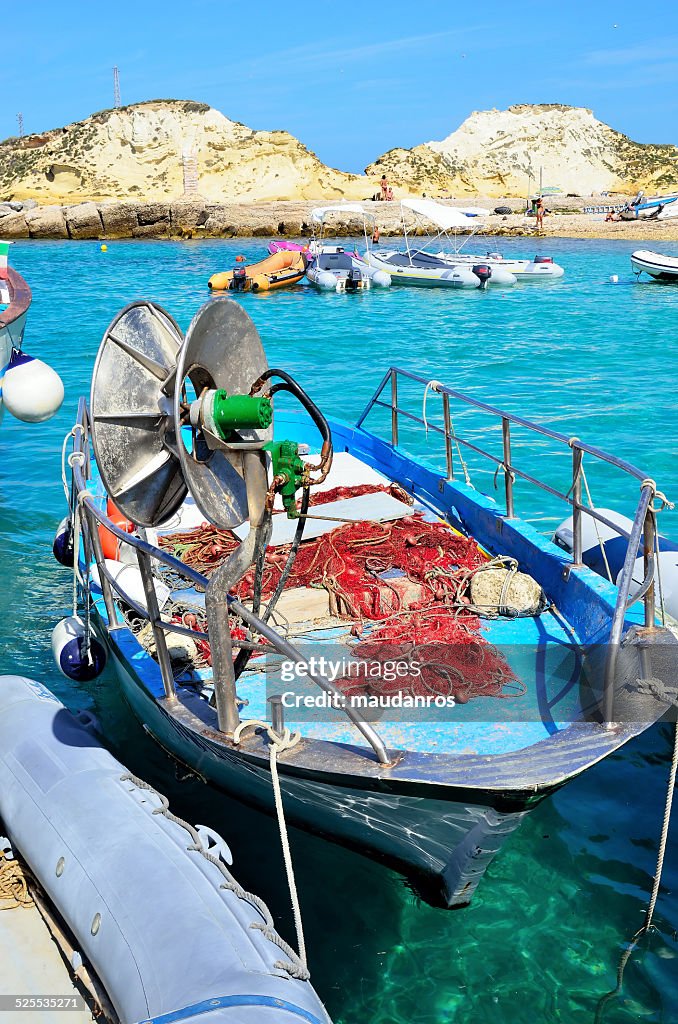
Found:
[595,720,678,1022]
[0,848,33,910]
[232,721,307,973]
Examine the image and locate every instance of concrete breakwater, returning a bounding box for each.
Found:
[3,197,676,242]
[0,199,401,240]
[0,198,534,241]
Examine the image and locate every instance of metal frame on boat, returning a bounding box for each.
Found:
[62,334,675,909]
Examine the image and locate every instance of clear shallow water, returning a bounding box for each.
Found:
[1,236,678,1023]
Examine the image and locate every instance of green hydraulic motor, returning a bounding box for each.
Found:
[195,389,305,517]
[199,388,272,437]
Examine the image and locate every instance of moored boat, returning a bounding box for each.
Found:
[363,200,506,288]
[0,673,331,1024]
[631,249,678,281]
[57,296,676,910]
[305,206,391,292]
[0,241,63,425]
[208,249,307,292]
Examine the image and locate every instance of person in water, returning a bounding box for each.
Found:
[372,225,380,244]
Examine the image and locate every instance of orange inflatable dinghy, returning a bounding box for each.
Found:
[208,250,307,292]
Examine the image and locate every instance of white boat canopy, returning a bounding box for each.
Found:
[311,204,376,223]
[401,199,476,230]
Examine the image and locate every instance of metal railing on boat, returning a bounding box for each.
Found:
[69,398,390,765]
[357,367,664,725]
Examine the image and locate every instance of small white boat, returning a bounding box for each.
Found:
[366,248,482,288]
[306,205,391,292]
[393,199,563,282]
[364,200,523,288]
[631,249,678,281]
[433,250,564,281]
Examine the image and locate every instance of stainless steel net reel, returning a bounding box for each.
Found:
[90,297,332,734]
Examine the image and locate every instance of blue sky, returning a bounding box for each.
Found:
[4,1,677,171]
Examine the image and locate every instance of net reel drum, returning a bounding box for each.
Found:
[91,297,333,735]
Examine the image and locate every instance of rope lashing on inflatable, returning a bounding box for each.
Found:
[119,773,310,981]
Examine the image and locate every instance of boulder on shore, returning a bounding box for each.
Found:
[25,205,68,239]
[99,202,139,237]
[0,211,29,238]
[66,202,103,239]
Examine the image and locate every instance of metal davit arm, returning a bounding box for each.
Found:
[71,400,391,766]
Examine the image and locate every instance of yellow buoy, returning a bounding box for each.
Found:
[101,244,108,252]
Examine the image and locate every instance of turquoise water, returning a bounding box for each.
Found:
[2,237,678,1022]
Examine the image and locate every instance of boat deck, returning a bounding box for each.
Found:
[144,440,588,759]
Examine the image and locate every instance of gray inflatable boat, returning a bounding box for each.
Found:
[0,675,331,1024]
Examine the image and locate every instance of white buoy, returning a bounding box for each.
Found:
[3,349,64,423]
[52,616,106,681]
[609,274,619,284]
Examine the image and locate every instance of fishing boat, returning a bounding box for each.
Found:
[0,674,331,1024]
[304,206,390,292]
[208,249,307,293]
[0,241,63,425]
[631,249,678,281]
[620,191,678,221]
[57,296,676,910]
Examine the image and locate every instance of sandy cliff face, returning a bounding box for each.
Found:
[0,100,369,203]
[368,105,678,197]
[3,101,677,204]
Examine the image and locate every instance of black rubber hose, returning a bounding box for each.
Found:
[232,485,310,680]
[256,369,332,449]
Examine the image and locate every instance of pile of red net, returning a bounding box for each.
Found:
[159,490,520,702]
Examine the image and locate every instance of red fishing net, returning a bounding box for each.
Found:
[158,491,521,701]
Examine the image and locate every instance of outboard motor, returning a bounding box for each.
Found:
[230,266,248,291]
[346,267,363,292]
[472,264,492,289]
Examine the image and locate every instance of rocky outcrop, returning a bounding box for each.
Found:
[0,100,369,204]
[369,104,678,197]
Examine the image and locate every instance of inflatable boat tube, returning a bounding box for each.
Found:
[208,251,307,292]
[0,675,331,1024]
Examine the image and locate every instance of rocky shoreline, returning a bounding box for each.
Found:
[2,198,678,242]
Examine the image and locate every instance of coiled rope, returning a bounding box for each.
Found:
[119,772,309,980]
[0,847,33,910]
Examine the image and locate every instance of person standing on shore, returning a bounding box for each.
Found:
[536,196,545,231]
[380,174,389,201]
